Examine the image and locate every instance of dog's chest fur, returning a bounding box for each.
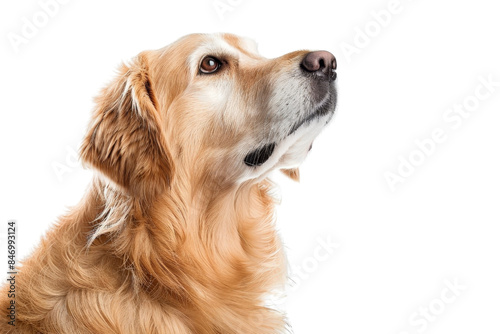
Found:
[0,180,287,334]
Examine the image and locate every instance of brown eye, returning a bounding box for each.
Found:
[200,56,221,74]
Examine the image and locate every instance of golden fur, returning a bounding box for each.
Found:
[0,33,336,333]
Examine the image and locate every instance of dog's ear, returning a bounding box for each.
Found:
[80,53,171,199]
[281,168,300,182]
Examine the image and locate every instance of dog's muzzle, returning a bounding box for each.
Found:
[244,51,337,167]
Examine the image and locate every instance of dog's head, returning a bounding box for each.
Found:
[81,33,337,198]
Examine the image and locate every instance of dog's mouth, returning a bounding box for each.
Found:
[244,143,276,167]
[243,92,335,167]
[288,94,335,136]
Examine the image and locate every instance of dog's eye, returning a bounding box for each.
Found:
[199,56,222,74]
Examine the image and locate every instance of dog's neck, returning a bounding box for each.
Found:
[88,175,286,330]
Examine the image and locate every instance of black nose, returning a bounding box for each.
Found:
[301,51,337,80]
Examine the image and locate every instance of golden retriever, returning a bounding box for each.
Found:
[0,33,337,334]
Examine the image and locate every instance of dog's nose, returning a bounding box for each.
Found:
[301,51,337,80]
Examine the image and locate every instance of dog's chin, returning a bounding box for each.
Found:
[240,108,334,183]
[275,110,334,168]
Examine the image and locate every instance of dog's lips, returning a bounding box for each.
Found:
[244,143,276,167]
[288,92,335,136]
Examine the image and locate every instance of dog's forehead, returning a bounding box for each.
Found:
[220,33,259,55]
[202,33,259,56]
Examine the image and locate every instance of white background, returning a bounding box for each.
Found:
[1,0,499,333]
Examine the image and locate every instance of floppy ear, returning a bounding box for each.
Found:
[281,168,300,182]
[80,53,171,199]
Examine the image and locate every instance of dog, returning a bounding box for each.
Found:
[0,33,337,333]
